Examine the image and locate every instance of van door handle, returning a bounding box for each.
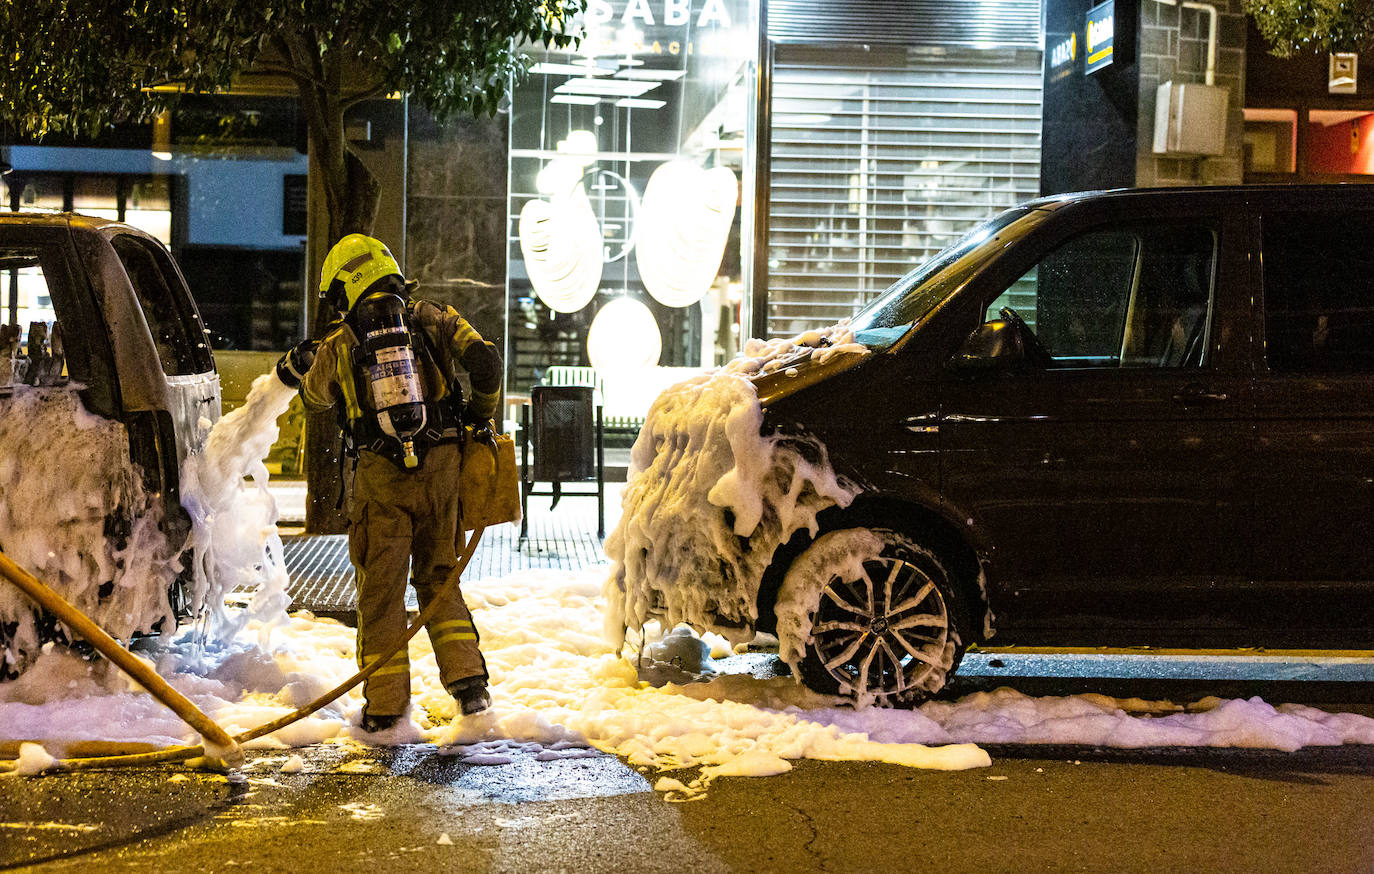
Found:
[1172,385,1229,405]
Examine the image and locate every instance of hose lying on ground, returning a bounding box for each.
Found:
[0,526,485,773]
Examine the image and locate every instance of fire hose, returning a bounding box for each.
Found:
[0,526,484,774]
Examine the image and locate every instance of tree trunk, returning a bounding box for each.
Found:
[302,110,382,534]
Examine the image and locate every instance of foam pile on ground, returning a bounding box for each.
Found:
[7,567,1374,795]
[604,323,865,657]
[0,387,179,671]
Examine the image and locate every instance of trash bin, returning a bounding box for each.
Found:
[521,384,604,538]
[530,385,597,482]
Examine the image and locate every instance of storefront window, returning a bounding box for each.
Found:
[73,176,119,221]
[507,0,756,402]
[1243,108,1374,179]
[11,175,65,213]
[1307,109,1374,176]
[1242,108,1297,175]
[4,94,309,352]
[124,178,173,244]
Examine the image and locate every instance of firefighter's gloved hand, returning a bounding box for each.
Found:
[275,339,317,389]
[462,409,495,442]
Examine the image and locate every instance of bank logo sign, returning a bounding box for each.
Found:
[1085,0,1115,74]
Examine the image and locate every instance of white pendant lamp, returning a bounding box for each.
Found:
[518,131,604,313]
[635,161,738,308]
[587,297,661,371]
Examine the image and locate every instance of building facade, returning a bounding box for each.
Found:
[7,1,1374,435]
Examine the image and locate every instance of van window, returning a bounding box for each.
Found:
[1262,212,1374,372]
[987,223,1216,368]
[0,247,66,383]
[112,234,212,376]
[0,248,57,342]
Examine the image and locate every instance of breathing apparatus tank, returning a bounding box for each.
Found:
[352,291,427,468]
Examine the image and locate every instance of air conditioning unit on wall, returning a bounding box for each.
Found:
[1153,81,1229,157]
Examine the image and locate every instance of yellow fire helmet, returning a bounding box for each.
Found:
[318,233,403,312]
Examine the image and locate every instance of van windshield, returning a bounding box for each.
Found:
[848,207,1034,350]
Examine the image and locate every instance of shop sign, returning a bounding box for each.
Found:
[1050,31,1077,81]
[1330,53,1358,94]
[585,0,732,29]
[1085,0,1114,75]
[580,0,743,58]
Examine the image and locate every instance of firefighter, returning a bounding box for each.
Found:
[276,233,500,732]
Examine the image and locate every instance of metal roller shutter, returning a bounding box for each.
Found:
[767,0,1042,49]
[765,44,1043,336]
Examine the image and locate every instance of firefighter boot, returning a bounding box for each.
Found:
[448,677,491,716]
[360,712,402,733]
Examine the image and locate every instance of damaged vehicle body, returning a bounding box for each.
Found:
[0,214,219,675]
[614,185,1374,705]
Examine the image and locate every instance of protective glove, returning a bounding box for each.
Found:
[275,338,317,389]
[461,407,494,442]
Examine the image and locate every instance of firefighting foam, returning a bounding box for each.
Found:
[0,386,180,670]
[602,323,868,671]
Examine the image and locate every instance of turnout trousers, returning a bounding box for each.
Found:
[348,442,487,717]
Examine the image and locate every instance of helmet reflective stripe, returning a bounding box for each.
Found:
[340,252,374,273]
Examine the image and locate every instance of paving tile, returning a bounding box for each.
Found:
[276,486,620,618]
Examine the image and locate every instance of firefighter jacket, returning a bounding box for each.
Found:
[300,297,501,461]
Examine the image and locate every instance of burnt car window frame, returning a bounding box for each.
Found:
[110,232,214,376]
[0,233,119,415]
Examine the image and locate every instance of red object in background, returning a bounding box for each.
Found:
[1307,113,1374,174]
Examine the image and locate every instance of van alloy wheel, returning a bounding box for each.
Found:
[797,529,964,705]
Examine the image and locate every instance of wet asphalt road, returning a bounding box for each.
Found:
[6,651,1374,873]
[5,741,1374,873]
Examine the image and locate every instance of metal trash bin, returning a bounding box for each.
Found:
[521,384,604,538]
[530,385,597,482]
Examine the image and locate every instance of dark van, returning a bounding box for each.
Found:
[726,185,1374,703]
[0,214,218,672]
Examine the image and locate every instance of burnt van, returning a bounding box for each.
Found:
[658,185,1374,704]
[0,214,219,674]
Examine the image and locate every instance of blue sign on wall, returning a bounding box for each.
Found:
[1085,0,1115,74]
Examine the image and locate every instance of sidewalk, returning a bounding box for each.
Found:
[268,478,625,622]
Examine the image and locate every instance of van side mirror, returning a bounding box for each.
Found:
[947,319,1026,372]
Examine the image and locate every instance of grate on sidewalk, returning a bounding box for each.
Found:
[279,516,611,618]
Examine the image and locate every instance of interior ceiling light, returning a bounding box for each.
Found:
[550,94,602,105]
[531,62,612,76]
[518,131,604,314]
[613,68,687,81]
[556,78,658,97]
[587,296,661,371]
[615,98,666,110]
[635,161,739,308]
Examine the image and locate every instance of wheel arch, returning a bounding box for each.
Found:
[755,494,992,644]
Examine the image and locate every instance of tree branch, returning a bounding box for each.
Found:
[341,80,392,111]
[266,35,323,89]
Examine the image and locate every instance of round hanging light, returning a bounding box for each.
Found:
[518,192,602,313]
[587,297,661,371]
[636,161,738,308]
[518,130,605,314]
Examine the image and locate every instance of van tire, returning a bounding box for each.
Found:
[796,527,966,706]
